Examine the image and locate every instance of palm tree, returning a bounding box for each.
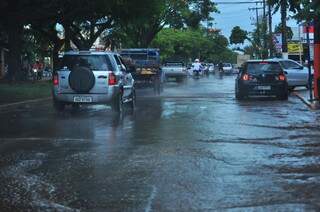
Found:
[268,0,300,56]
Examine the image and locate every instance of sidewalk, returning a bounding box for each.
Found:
[293,88,320,110]
[0,81,51,105]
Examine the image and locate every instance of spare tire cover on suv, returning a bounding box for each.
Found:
[69,66,95,93]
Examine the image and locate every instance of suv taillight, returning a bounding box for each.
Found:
[108,73,117,85]
[53,74,59,86]
[242,74,251,81]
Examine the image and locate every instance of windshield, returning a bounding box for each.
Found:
[223,63,232,67]
[60,55,112,71]
[247,62,282,74]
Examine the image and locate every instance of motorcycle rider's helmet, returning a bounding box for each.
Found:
[195,59,200,62]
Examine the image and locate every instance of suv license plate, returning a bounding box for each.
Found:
[73,96,93,103]
[256,86,271,90]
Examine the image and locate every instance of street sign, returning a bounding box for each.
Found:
[288,42,303,54]
[273,34,282,53]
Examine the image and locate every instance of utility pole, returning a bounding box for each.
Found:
[268,2,273,57]
[249,5,263,58]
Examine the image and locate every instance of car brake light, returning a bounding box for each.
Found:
[53,75,59,86]
[278,74,286,81]
[108,73,117,85]
[242,74,250,81]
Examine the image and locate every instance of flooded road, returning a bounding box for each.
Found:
[1,75,320,211]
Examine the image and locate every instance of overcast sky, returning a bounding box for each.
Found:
[212,0,297,40]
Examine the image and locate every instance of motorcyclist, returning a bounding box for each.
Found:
[192,59,203,76]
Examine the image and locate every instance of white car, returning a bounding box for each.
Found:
[222,63,233,75]
[162,62,187,82]
[269,59,313,89]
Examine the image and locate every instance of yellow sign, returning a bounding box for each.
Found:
[288,43,303,54]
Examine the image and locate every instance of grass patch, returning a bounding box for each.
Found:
[0,81,51,104]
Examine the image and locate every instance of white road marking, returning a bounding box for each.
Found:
[145,185,157,212]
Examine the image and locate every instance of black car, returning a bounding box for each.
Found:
[235,60,288,100]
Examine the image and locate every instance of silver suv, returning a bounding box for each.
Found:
[52,51,135,112]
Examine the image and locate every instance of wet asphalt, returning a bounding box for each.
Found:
[1,74,320,211]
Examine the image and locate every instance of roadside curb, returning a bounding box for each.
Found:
[0,97,51,108]
[293,92,319,110]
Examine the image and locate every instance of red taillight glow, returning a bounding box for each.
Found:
[53,75,59,86]
[242,74,250,81]
[278,74,286,81]
[108,73,117,85]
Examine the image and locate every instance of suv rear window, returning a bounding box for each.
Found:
[246,62,282,74]
[60,55,113,71]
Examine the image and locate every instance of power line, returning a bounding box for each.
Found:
[214,1,263,4]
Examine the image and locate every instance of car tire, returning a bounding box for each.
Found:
[236,92,244,100]
[53,99,65,111]
[278,91,288,100]
[154,78,161,95]
[129,89,136,110]
[112,93,123,113]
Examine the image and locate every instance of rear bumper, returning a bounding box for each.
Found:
[165,72,187,78]
[238,81,288,97]
[53,87,119,104]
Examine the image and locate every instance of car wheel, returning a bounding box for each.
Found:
[154,78,161,95]
[236,91,244,100]
[112,94,123,113]
[278,91,288,100]
[53,99,65,111]
[129,89,136,110]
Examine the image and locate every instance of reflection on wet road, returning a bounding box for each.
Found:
[1,75,320,211]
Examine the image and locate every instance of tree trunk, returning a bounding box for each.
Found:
[52,41,63,71]
[63,22,72,51]
[7,22,23,82]
[280,0,287,53]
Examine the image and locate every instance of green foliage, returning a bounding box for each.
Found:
[292,0,320,22]
[151,28,237,63]
[230,26,248,45]
[117,0,218,48]
[274,23,293,40]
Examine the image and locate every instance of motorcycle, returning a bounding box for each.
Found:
[193,69,202,79]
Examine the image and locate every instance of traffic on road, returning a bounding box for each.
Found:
[1,0,320,211]
[1,57,320,210]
